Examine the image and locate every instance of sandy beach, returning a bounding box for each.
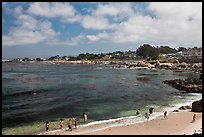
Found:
[40,109,202,135]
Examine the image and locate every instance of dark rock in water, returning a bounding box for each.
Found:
[172,110,179,112]
[137,77,150,82]
[179,105,191,110]
[179,106,187,110]
[192,99,202,112]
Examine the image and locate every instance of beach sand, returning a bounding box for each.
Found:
[40,110,202,135]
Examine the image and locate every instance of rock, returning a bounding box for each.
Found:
[179,106,187,110]
[179,105,191,110]
[163,78,202,93]
[192,128,202,135]
[185,105,192,109]
[172,110,179,112]
[192,99,202,112]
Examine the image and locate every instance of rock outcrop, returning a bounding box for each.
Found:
[179,105,192,110]
[191,99,202,112]
[163,78,202,93]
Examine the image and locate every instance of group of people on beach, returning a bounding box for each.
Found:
[136,108,169,120]
[136,108,155,120]
[136,108,197,124]
[45,109,197,132]
[66,118,78,131]
[44,113,88,132]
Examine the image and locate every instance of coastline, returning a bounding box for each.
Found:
[2,62,202,135]
[84,110,202,135]
[39,105,202,135]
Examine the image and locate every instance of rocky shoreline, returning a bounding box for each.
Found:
[163,78,202,93]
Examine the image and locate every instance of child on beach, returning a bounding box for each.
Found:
[68,119,72,131]
[59,119,64,129]
[192,114,196,123]
[45,121,49,132]
[164,111,168,119]
[136,109,140,115]
[144,113,149,120]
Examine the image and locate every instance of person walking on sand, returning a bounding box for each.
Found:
[68,119,72,131]
[45,121,49,132]
[192,114,196,123]
[74,118,78,129]
[164,111,168,119]
[59,118,64,129]
[83,113,88,123]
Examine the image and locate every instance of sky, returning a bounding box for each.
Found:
[2,2,202,59]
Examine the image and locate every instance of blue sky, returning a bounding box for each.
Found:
[2,2,202,59]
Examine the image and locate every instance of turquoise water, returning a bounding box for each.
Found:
[2,62,202,129]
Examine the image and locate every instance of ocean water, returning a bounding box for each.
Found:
[2,62,202,131]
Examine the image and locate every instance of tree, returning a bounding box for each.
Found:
[36,58,43,61]
[136,44,159,60]
[159,46,177,54]
[77,53,86,60]
[178,47,187,52]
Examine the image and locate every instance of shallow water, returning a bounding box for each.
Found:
[2,62,201,129]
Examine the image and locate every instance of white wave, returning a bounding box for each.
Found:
[77,94,202,134]
[39,93,202,135]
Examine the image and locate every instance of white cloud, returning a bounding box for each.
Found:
[99,2,202,47]
[2,14,59,47]
[94,4,119,16]
[53,32,110,45]
[14,5,23,15]
[86,35,100,42]
[3,2,202,48]
[28,2,74,17]
[86,32,109,43]
[148,2,201,21]
[49,34,88,46]
[81,15,110,30]
[28,2,81,23]
[16,14,38,29]
[78,2,133,30]
[94,2,133,17]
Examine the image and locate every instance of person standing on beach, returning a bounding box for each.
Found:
[45,121,49,132]
[74,118,78,129]
[59,119,64,129]
[149,107,154,114]
[192,114,196,123]
[136,109,140,115]
[68,119,72,131]
[83,113,88,123]
[164,111,168,119]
